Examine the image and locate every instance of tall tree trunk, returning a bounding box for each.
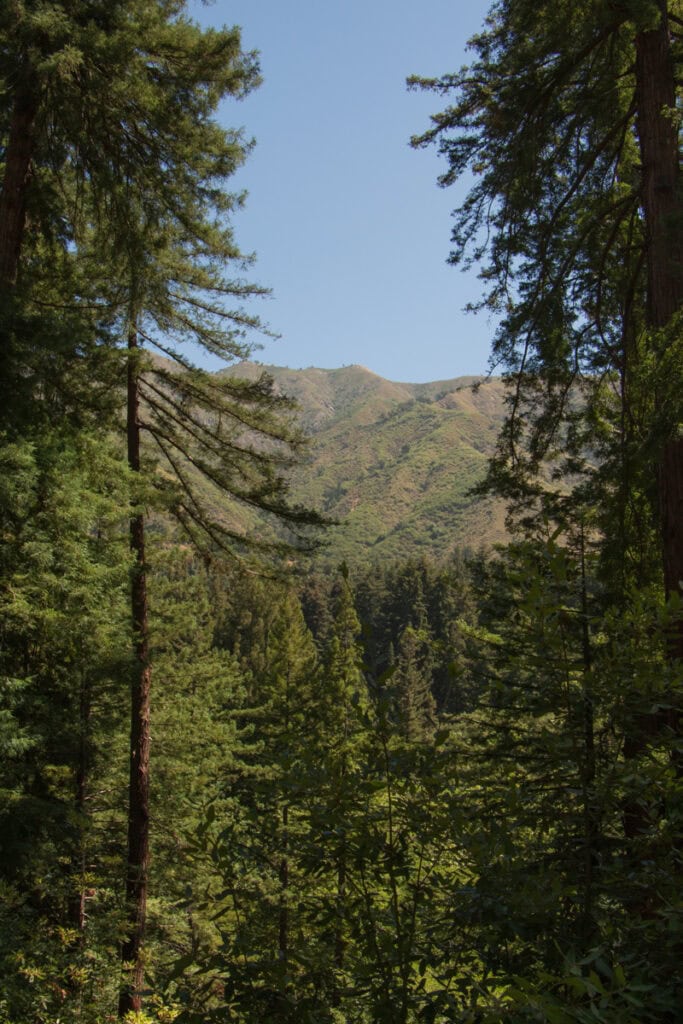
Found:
[660,441,683,777]
[0,86,37,290]
[635,1,683,587]
[635,5,683,331]
[118,325,152,1018]
[623,3,683,850]
[635,5,683,678]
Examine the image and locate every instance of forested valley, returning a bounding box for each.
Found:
[1,2,682,1022]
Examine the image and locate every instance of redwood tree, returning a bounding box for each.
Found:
[412,0,683,1001]
[411,0,683,678]
[0,3,321,1016]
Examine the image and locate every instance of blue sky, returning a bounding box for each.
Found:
[191,0,494,383]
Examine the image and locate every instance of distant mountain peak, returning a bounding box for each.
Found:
[222,362,507,564]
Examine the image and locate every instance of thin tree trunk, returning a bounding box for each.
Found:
[660,440,683,775]
[332,844,346,1008]
[66,671,91,1017]
[70,671,91,936]
[0,86,37,290]
[333,754,348,1008]
[579,526,598,943]
[118,324,152,1018]
[278,803,289,969]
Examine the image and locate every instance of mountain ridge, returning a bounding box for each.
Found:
[224,362,508,565]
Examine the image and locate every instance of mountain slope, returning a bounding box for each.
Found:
[226,362,508,565]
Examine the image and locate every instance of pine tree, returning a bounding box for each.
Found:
[454,530,683,1020]
[410,0,683,580]
[412,0,683,987]
[313,574,370,1006]
[142,545,246,1008]
[1,3,322,1014]
[0,428,131,1022]
[392,625,436,744]
[196,583,323,1022]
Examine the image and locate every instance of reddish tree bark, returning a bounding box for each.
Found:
[623,4,683,847]
[635,6,683,331]
[635,5,683,662]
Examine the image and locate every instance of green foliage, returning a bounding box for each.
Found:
[1,3,320,1017]
[143,547,246,987]
[410,0,683,582]
[351,555,480,714]
[2,3,682,1022]
[0,426,131,1022]
[447,535,682,1021]
[409,7,683,1013]
[172,580,327,1020]
[231,362,508,565]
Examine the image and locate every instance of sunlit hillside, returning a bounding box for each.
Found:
[227,362,509,563]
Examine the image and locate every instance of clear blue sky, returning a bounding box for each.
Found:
[190,0,495,383]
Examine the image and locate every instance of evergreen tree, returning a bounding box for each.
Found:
[1,2,322,1015]
[0,428,131,1022]
[410,0,683,582]
[451,532,683,1021]
[391,625,436,743]
[194,583,324,1022]
[145,545,246,1010]
[311,573,370,1007]
[412,4,683,1001]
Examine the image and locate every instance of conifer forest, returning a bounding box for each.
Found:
[1,2,682,1022]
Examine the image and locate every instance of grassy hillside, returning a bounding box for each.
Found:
[226,362,508,565]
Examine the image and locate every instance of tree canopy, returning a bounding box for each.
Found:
[1,2,682,1022]
[411,0,683,589]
